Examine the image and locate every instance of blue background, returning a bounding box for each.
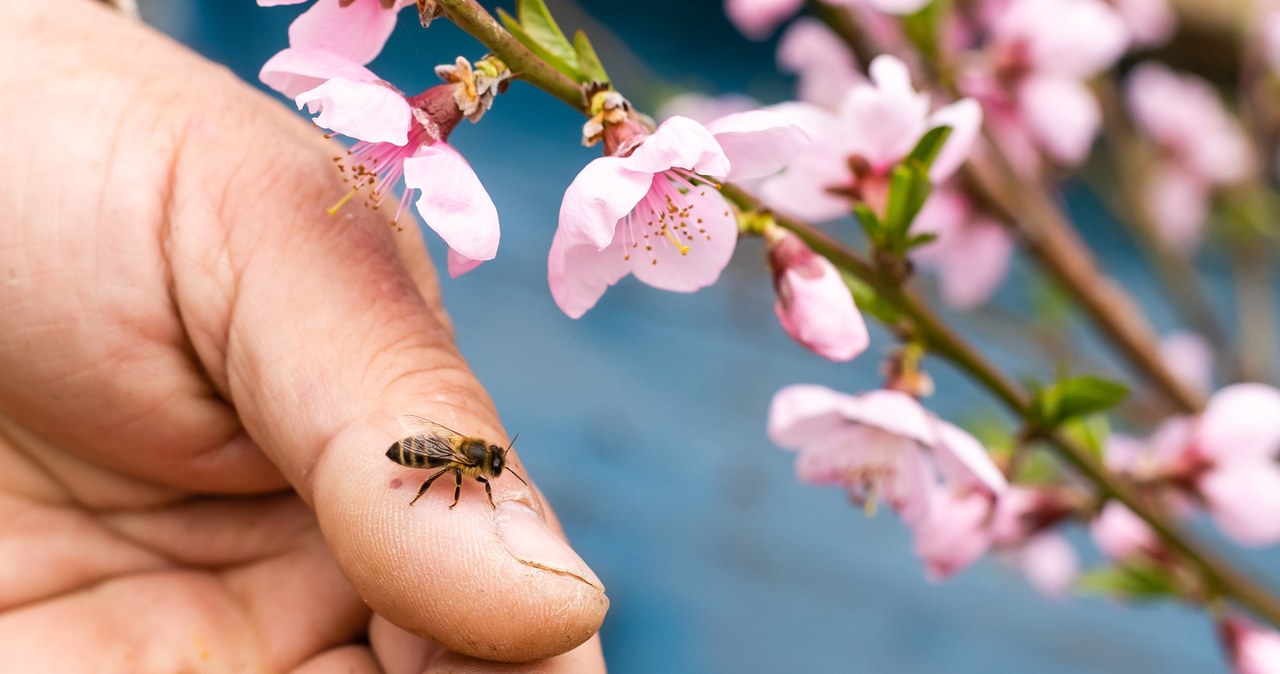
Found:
[143,1,1269,671]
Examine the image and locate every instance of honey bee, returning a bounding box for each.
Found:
[386,414,527,509]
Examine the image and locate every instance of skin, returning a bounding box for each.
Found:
[0,1,608,671]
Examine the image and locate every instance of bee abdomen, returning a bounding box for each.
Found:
[386,437,430,467]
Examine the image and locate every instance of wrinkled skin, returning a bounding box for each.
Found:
[0,1,607,671]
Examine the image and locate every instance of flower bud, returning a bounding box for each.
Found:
[766,227,869,361]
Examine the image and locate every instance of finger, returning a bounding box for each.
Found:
[425,635,606,673]
[156,29,607,664]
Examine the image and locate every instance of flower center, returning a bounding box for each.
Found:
[620,169,721,265]
[327,122,436,230]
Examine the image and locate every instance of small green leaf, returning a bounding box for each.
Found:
[572,30,609,85]
[1076,560,1177,601]
[905,125,952,171]
[516,0,578,69]
[1032,376,1129,428]
[842,271,899,325]
[882,164,916,240]
[904,232,939,250]
[498,8,580,79]
[853,203,882,244]
[1061,414,1111,462]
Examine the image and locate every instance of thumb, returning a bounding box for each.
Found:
[166,49,608,663]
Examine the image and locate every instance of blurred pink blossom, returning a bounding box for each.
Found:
[656,93,760,125]
[761,55,982,221]
[911,188,1014,309]
[1192,384,1280,545]
[260,50,499,276]
[259,0,408,65]
[1110,0,1176,47]
[972,0,1129,166]
[769,384,1007,578]
[1126,62,1253,251]
[724,0,805,40]
[777,18,865,110]
[1091,501,1159,561]
[766,229,870,361]
[550,113,807,317]
[1221,615,1280,674]
[1008,532,1079,598]
[1158,331,1213,395]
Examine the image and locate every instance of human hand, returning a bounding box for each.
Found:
[0,1,607,670]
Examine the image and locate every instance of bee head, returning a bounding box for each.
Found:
[488,445,506,476]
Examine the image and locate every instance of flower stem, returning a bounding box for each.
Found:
[435,0,586,113]
[720,183,1280,627]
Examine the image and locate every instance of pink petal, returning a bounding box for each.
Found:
[1000,0,1128,79]
[1200,462,1280,546]
[724,0,804,40]
[1224,616,1280,674]
[1014,532,1079,599]
[1018,74,1100,166]
[706,110,811,182]
[295,77,411,145]
[909,188,969,265]
[866,0,933,13]
[1113,0,1176,47]
[1195,384,1280,462]
[1090,502,1158,561]
[623,116,731,178]
[1144,164,1210,253]
[935,216,1013,309]
[289,0,401,65]
[836,389,937,446]
[259,0,308,5]
[626,184,737,292]
[768,384,858,450]
[913,488,994,582]
[402,143,499,262]
[558,157,653,249]
[841,55,930,168]
[756,103,853,221]
[773,255,870,361]
[932,420,1008,493]
[446,249,484,278]
[1158,331,1213,396]
[777,18,864,109]
[546,228,630,319]
[259,47,378,99]
[927,98,983,181]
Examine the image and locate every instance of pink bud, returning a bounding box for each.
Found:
[1220,615,1280,674]
[767,230,870,362]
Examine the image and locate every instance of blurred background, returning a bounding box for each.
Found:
[138,1,1271,671]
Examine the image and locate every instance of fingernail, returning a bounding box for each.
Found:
[497,501,604,592]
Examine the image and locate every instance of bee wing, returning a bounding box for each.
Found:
[399,414,465,440]
[397,414,467,461]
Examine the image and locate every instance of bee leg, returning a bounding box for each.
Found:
[409,467,451,506]
[476,476,494,509]
[448,469,463,510]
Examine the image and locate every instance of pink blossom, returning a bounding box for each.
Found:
[1111,0,1176,47]
[768,384,1007,530]
[974,0,1129,166]
[550,113,808,318]
[259,0,408,65]
[261,50,500,276]
[1158,331,1213,396]
[1090,501,1159,561]
[1126,62,1253,251]
[725,0,804,40]
[766,229,869,361]
[777,18,864,110]
[760,55,982,222]
[1221,615,1280,674]
[911,188,1014,309]
[1192,384,1280,545]
[656,93,760,126]
[913,487,996,582]
[1010,532,1079,598]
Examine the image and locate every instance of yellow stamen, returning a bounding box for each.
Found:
[862,482,879,517]
[662,227,690,255]
[326,187,358,216]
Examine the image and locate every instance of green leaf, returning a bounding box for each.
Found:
[1060,414,1111,462]
[1076,560,1177,601]
[497,8,580,79]
[880,162,935,250]
[572,30,609,85]
[1032,376,1129,428]
[853,203,882,244]
[515,0,578,69]
[842,271,899,325]
[905,125,952,171]
[904,232,939,250]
